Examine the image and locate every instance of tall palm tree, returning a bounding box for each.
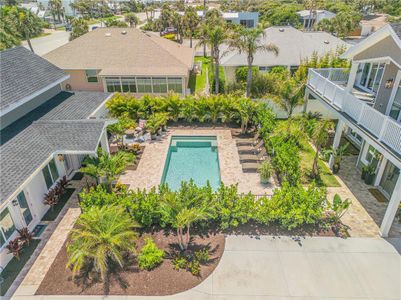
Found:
[15,8,43,52]
[69,17,88,41]
[271,79,304,119]
[49,0,63,23]
[198,24,228,94]
[182,6,200,48]
[124,12,139,27]
[66,206,138,281]
[227,27,279,97]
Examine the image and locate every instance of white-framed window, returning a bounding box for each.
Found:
[42,159,59,189]
[16,191,33,226]
[389,83,401,122]
[356,62,385,93]
[105,77,122,92]
[85,70,98,83]
[0,207,16,247]
[167,77,182,93]
[346,128,363,145]
[121,77,136,93]
[152,77,168,93]
[137,77,152,93]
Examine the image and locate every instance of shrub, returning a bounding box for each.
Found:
[271,137,301,185]
[172,255,187,270]
[267,182,326,230]
[258,160,273,183]
[194,248,209,263]
[137,238,164,270]
[235,66,259,82]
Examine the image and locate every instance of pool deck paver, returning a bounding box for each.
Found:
[119,128,276,195]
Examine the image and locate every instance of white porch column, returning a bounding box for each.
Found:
[345,62,359,93]
[329,120,345,168]
[303,89,311,113]
[100,130,110,154]
[374,156,388,186]
[380,174,401,237]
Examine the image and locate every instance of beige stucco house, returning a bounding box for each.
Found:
[44,28,195,96]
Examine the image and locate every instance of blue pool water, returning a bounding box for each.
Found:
[161,136,221,190]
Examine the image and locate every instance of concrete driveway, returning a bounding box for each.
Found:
[11,236,401,300]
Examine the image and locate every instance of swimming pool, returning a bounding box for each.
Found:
[161,136,221,190]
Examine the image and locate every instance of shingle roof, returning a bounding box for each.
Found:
[0,47,68,112]
[220,26,350,67]
[44,28,195,76]
[0,91,111,204]
[390,23,401,40]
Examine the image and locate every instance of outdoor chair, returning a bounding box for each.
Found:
[237,139,264,154]
[239,148,267,163]
[236,132,260,146]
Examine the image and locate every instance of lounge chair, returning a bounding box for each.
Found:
[237,139,264,154]
[236,132,260,146]
[242,161,263,173]
[240,148,267,163]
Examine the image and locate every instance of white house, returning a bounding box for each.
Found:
[305,23,401,237]
[0,47,113,268]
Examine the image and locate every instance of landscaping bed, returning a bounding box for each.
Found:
[1,239,40,296]
[36,230,224,296]
[41,188,75,221]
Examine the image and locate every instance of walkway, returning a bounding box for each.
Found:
[12,235,401,300]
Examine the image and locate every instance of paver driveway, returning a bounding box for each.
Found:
[13,235,400,300]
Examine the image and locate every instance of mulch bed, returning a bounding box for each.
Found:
[41,188,75,221]
[36,230,225,296]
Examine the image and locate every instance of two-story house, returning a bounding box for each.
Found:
[305,24,401,237]
[0,47,113,268]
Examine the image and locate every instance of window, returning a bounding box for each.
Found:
[121,77,136,93]
[365,145,380,168]
[152,77,168,93]
[17,191,32,226]
[85,70,98,83]
[137,77,152,93]
[105,77,122,92]
[389,84,401,121]
[0,208,16,247]
[347,128,362,145]
[357,63,385,92]
[240,19,254,28]
[167,77,182,93]
[42,159,59,189]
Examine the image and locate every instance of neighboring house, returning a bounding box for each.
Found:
[360,14,388,37]
[221,26,349,84]
[305,24,401,237]
[44,28,195,96]
[0,47,112,268]
[296,10,336,30]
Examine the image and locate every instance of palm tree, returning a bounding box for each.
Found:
[307,119,334,178]
[227,27,279,97]
[80,150,134,189]
[182,6,200,48]
[124,12,139,27]
[198,24,228,94]
[49,0,64,23]
[271,79,304,119]
[234,97,258,134]
[66,205,138,281]
[15,8,43,52]
[70,18,88,41]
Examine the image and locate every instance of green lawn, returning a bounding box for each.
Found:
[300,142,341,187]
[189,56,211,93]
[41,188,75,221]
[1,239,40,296]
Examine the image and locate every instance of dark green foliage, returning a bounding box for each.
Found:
[138,238,164,270]
[235,66,259,82]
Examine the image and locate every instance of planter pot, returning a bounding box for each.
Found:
[364,173,375,185]
[332,163,340,174]
[260,177,270,184]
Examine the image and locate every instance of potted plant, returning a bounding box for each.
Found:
[324,143,349,174]
[145,115,160,140]
[363,163,376,185]
[258,160,272,184]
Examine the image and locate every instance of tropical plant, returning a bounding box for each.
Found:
[43,188,58,209]
[327,194,351,223]
[80,149,135,188]
[49,0,64,23]
[66,205,138,281]
[227,27,279,97]
[107,115,137,148]
[69,18,88,41]
[6,238,23,260]
[322,142,349,173]
[17,228,33,246]
[234,97,258,134]
[124,12,139,27]
[137,238,164,270]
[182,6,200,48]
[258,160,272,184]
[104,17,128,27]
[271,79,304,119]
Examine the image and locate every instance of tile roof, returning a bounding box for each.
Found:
[0,47,68,112]
[0,91,111,204]
[44,28,195,76]
[220,26,350,67]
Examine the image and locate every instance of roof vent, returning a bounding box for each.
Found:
[121,30,127,35]
[105,32,111,37]
[279,28,285,32]
[324,40,330,44]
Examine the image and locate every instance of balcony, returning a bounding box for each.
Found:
[307,68,401,157]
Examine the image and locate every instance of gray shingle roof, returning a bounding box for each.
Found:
[0,91,111,204]
[0,47,68,112]
[390,23,401,40]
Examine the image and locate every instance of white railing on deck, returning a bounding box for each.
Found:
[308,68,401,157]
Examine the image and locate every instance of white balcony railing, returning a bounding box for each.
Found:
[308,68,401,157]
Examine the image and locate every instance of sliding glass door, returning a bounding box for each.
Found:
[356,63,385,93]
[379,161,400,198]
